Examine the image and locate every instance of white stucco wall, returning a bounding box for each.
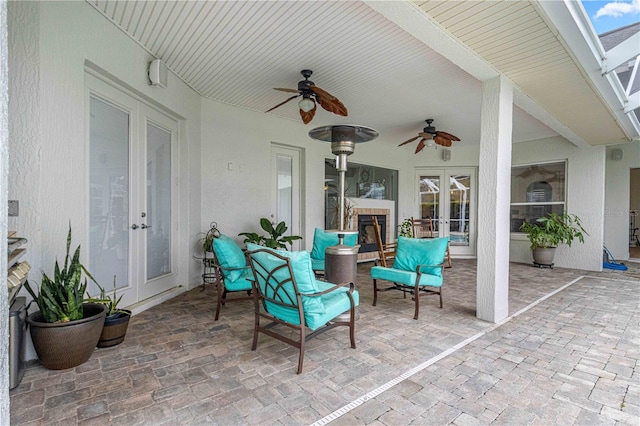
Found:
[8,1,202,359]
[199,97,410,250]
[510,136,606,271]
[604,141,640,260]
[1,0,10,421]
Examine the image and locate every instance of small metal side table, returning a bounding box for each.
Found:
[201,256,217,290]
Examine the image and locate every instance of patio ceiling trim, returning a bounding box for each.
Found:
[535,0,640,142]
[364,0,590,148]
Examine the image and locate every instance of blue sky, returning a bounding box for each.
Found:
[581,0,640,34]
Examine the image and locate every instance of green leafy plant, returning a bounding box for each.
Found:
[398,218,414,238]
[239,218,302,250]
[24,225,97,323]
[85,276,128,317]
[197,221,221,253]
[520,212,588,251]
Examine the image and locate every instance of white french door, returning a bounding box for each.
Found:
[87,74,178,307]
[415,167,477,257]
[271,144,302,251]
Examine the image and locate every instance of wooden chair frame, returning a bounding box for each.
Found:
[411,217,452,268]
[247,248,357,374]
[372,216,397,267]
[210,249,253,321]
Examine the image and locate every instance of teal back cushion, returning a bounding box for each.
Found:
[213,235,246,282]
[247,243,324,315]
[392,236,449,277]
[310,228,358,260]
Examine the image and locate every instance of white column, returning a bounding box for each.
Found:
[1,0,10,421]
[476,75,513,323]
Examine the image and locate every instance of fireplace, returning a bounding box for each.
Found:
[357,215,386,254]
[352,207,391,261]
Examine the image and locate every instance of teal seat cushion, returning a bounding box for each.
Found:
[224,269,254,292]
[213,235,248,282]
[310,228,358,261]
[392,236,449,277]
[246,243,325,317]
[371,265,443,288]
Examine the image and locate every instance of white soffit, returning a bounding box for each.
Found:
[412,0,633,146]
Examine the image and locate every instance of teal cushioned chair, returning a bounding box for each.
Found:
[309,228,358,274]
[210,235,253,320]
[246,243,358,374]
[370,236,448,320]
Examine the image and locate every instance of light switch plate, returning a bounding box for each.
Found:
[8,200,19,216]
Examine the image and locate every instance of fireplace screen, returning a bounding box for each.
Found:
[358,215,386,253]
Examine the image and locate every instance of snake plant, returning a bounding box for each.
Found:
[25,225,96,323]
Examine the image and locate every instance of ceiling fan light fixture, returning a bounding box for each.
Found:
[426,138,435,148]
[298,97,315,112]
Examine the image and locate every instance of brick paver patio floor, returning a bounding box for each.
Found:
[10,260,639,425]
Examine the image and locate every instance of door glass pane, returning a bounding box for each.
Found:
[419,175,440,232]
[449,174,470,246]
[146,123,172,280]
[277,154,293,227]
[89,97,130,293]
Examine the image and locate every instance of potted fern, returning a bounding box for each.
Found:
[86,277,131,348]
[520,212,588,267]
[24,225,107,370]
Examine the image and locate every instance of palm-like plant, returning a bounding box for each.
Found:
[24,225,96,323]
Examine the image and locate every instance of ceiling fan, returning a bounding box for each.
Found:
[398,119,460,154]
[265,69,348,124]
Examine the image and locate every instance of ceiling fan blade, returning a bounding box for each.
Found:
[419,132,433,139]
[309,86,348,116]
[300,102,317,124]
[434,135,452,147]
[415,138,427,154]
[273,87,300,93]
[435,131,460,142]
[265,94,299,113]
[398,135,421,147]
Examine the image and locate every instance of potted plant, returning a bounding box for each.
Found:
[24,225,107,370]
[86,277,131,348]
[239,218,302,250]
[520,212,588,266]
[398,218,414,238]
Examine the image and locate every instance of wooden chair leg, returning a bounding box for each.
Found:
[445,245,452,268]
[413,285,420,320]
[439,288,443,308]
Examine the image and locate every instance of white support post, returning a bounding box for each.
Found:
[476,75,513,323]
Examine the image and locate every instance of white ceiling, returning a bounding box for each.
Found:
[86,0,632,148]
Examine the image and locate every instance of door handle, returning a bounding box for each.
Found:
[141,224,151,229]
[131,224,139,230]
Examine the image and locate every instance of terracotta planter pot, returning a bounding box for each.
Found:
[97,310,131,348]
[27,303,107,370]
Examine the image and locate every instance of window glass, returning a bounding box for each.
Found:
[324,160,398,230]
[510,161,566,232]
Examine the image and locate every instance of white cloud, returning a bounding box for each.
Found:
[595,0,640,18]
